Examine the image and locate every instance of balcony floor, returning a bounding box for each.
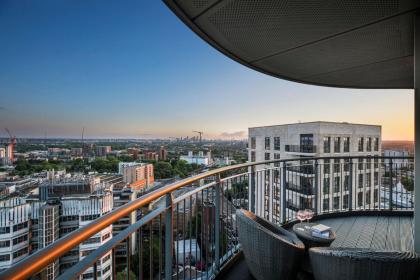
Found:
[222,213,414,279]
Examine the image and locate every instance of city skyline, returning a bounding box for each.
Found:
[0,1,414,140]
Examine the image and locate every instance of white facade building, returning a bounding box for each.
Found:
[180,151,211,166]
[248,121,382,223]
[0,198,30,272]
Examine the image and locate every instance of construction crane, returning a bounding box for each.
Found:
[4,128,16,162]
[193,131,203,143]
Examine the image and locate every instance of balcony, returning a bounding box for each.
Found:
[0,156,417,280]
[285,145,317,156]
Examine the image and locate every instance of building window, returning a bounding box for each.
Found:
[102,232,111,242]
[250,137,256,149]
[334,137,341,153]
[274,137,280,150]
[13,222,28,232]
[366,173,371,187]
[374,172,379,185]
[264,152,270,160]
[324,159,330,173]
[374,137,379,151]
[323,198,329,211]
[344,175,349,191]
[343,159,350,171]
[334,177,340,193]
[0,227,10,234]
[323,178,330,194]
[358,192,363,207]
[13,247,28,259]
[81,214,100,221]
[300,134,314,153]
[0,240,10,248]
[374,189,379,203]
[251,151,256,162]
[13,234,28,245]
[264,137,270,150]
[343,194,349,209]
[0,254,10,262]
[274,153,280,167]
[358,159,364,170]
[358,137,364,152]
[323,137,331,153]
[333,197,340,209]
[82,237,101,245]
[366,137,372,151]
[366,158,371,169]
[366,190,371,204]
[374,158,379,168]
[333,159,340,173]
[358,174,364,188]
[343,137,350,152]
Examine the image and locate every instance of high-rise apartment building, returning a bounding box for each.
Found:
[0,198,30,272]
[0,174,115,279]
[249,121,381,223]
[95,146,112,157]
[38,202,60,279]
[159,146,168,161]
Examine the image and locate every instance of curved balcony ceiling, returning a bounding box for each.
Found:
[164,0,420,89]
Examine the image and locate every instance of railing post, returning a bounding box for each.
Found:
[126,237,130,280]
[214,174,221,272]
[165,193,173,280]
[349,159,353,211]
[250,166,256,213]
[389,159,393,210]
[313,159,318,214]
[282,162,287,223]
[93,262,97,280]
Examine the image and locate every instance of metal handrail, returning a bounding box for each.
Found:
[0,155,414,279]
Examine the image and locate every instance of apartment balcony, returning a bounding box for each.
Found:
[1,155,417,280]
[2,1,420,279]
[285,145,317,156]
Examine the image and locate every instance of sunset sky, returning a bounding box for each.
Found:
[0,1,414,140]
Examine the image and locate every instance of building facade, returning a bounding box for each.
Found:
[180,151,211,166]
[248,122,381,223]
[118,162,154,191]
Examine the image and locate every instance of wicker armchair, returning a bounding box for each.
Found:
[309,247,420,280]
[236,209,304,280]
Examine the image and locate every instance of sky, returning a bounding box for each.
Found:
[0,1,414,140]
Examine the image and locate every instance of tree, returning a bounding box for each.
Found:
[116,269,136,280]
[401,177,414,192]
[153,162,174,179]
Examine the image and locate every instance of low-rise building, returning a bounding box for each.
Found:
[180,151,211,166]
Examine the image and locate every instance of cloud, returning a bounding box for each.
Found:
[220,131,247,139]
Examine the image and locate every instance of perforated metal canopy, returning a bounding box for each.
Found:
[164,0,420,89]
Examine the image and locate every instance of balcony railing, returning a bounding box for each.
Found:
[0,156,414,280]
[285,144,317,153]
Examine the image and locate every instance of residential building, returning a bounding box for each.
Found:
[180,151,211,166]
[38,202,60,279]
[70,148,83,157]
[144,151,158,161]
[384,149,410,166]
[95,146,111,157]
[248,121,381,222]
[118,162,154,191]
[0,198,30,272]
[159,146,168,161]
